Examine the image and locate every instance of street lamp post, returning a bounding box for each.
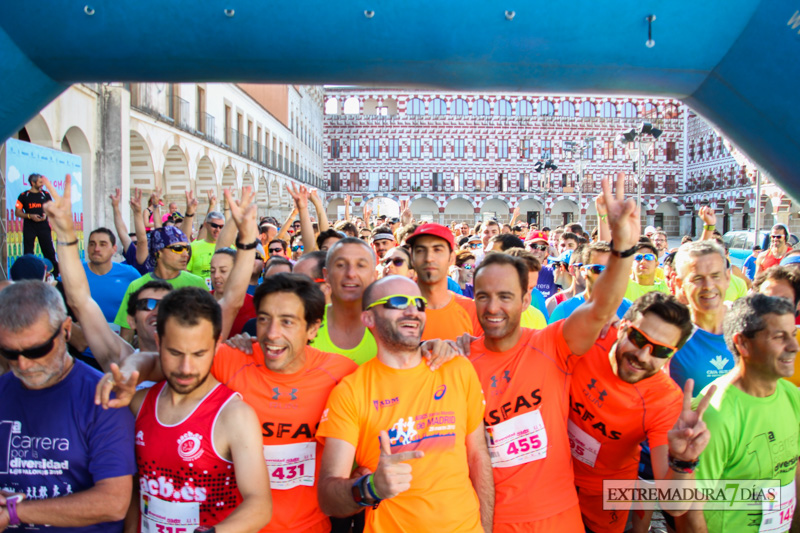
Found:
[564,136,594,228]
[618,123,662,222]
[534,159,558,227]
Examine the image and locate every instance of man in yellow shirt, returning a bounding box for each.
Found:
[624,241,669,301]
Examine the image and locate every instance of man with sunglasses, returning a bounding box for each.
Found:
[624,241,669,302]
[113,226,208,341]
[526,232,557,299]
[567,292,707,532]
[187,211,226,288]
[317,275,494,533]
[465,174,642,532]
[267,239,289,259]
[756,223,793,275]
[0,281,136,532]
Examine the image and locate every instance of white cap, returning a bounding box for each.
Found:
[644,225,657,236]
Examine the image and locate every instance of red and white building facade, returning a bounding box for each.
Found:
[323,88,798,237]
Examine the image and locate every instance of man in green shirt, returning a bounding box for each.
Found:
[624,241,669,301]
[114,226,208,340]
[683,293,800,531]
[187,210,225,288]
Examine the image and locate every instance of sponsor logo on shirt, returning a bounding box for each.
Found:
[569,396,622,440]
[0,420,71,475]
[387,412,457,448]
[177,432,204,462]
[490,371,511,388]
[373,397,399,411]
[136,430,145,447]
[272,387,298,401]
[485,389,543,425]
[709,355,729,371]
[434,385,447,400]
[140,474,208,502]
[585,378,608,407]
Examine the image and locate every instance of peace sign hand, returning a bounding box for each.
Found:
[372,430,424,499]
[667,379,716,462]
[40,175,74,236]
[601,172,640,251]
[223,186,257,243]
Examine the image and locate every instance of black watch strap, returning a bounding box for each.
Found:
[609,240,637,258]
[236,240,259,250]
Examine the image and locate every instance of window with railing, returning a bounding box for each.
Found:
[603,140,615,160]
[331,139,341,159]
[520,139,530,159]
[330,173,340,191]
[231,128,239,153]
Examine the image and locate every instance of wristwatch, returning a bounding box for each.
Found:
[352,474,372,507]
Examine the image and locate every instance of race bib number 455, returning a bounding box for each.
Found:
[485,409,548,468]
[263,442,316,490]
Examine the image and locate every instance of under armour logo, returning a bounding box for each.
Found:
[709,355,729,370]
[272,387,280,400]
[290,388,298,401]
[490,375,498,388]
[502,370,511,383]
[587,378,598,390]
[598,389,608,401]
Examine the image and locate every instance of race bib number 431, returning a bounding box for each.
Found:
[263,442,316,490]
[485,409,548,468]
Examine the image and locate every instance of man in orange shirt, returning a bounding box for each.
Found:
[99,273,358,533]
[467,173,642,532]
[568,292,712,532]
[317,275,494,532]
[408,223,483,341]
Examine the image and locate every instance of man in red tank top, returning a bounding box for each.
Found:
[126,288,272,532]
[756,224,792,275]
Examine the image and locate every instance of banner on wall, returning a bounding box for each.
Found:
[4,138,84,273]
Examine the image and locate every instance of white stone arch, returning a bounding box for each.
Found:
[162,145,190,206]
[327,197,345,220]
[267,176,280,211]
[256,173,269,216]
[343,97,360,115]
[517,197,545,226]
[324,98,339,115]
[195,156,217,200]
[363,97,378,115]
[221,165,237,193]
[364,196,400,218]
[655,200,681,235]
[550,198,579,227]
[481,198,509,220]
[23,114,54,147]
[130,130,156,193]
[242,170,255,193]
[410,197,439,222]
[60,125,93,216]
[444,197,475,226]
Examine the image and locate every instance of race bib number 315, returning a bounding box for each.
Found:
[263,442,316,490]
[485,409,548,468]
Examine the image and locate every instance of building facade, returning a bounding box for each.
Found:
[322,88,799,237]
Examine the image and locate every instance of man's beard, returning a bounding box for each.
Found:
[375,317,422,351]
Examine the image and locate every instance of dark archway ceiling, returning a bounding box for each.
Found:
[1,1,798,196]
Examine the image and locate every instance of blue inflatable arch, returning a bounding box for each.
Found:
[0,1,798,195]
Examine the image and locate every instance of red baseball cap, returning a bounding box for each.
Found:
[526,230,548,243]
[406,223,455,250]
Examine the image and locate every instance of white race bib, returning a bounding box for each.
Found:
[485,409,548,468]
[140,493,199,532]
[263,442,316,490]
[568,419,602,467]
[760,480,796,532]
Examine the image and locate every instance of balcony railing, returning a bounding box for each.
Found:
[170,95,190,130]
[197,112,215,142]
[230,128,239,153]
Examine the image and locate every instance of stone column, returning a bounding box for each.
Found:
[96,85,130,231]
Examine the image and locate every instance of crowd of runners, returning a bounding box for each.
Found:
[0,171,798,532]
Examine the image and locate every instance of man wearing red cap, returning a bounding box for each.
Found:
[408,223,483,341]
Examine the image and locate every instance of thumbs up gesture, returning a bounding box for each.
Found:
[372,430,424,499]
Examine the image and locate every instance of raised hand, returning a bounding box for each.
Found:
[130,188,143,212]
[667,379,716,462]
[185,190,199,215]
[601,172,640,251]
[40,175,75,235]
[372,430,424,500]
[594,193,608,218]
[344,194,351,206]
[309,188,322,204]
[698,205,717,227]
[94,363,139,410]
[287,183,309,210]
[421,339,464,371]
[110,188,122,209]
[224,186,257,243]
[207,189,217,206]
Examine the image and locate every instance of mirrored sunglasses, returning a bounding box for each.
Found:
[366,294,427,312]
[626,325,679,359]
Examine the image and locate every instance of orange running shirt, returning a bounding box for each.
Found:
[317,356,486,533]
[421,291,484,342]
[568,329,683,492]
[469,322,580,524]
[212,344,358,533]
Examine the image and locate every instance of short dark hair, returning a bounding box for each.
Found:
[156,287,222,340]
[753,266,800,306]
[724,293,795,358]
[474,252,529,295]
[89,227,116,247]
[264,256,293,276]
[371,226,394,239]
[566,223,583,235]
[213,247,237,260]
[253,273,325,327]
[623,292,693,349]
[316,228,343,250]
[294,251,327,280]
[636,239,658,256]
[506,248,541,273]
[269,239,287,252]
[582,241,611,264]
[333,220,358,237]
[127,280,173,317]
[560,231,580,243]
[488,234,525,251]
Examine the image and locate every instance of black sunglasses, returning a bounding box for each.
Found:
[135,298,161,312]
[268,247,283,254]
[382,257,406,267]
[626,325,679,359]
[0,322,64,361]
[207,221,224,230]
